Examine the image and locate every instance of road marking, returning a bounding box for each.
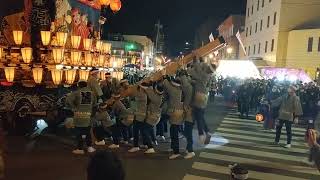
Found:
[223,117,306,132]
[199,152,319,175]
[182,174,216,180]
[217,127,305,141]
[211,136,308,154]
[192,162,309,180]
[215,132,306,147]
[205,143,307,163]
[219,123,306,136]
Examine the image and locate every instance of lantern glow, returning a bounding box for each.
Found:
[102,43,111,54]
[12,30,23,45]
[56,32,68,47]
[32,68,43,84]
[111,71,123,81]
[21,47,33,63]
[52,48,65,64]
[51,69,63,85]
[256,114,264,122]
[79,70,89,81]
[71,35,81,49]
[100,0,111,5]
[83,39,92,51]
[65,69,76,84]
[4,67,15,82]
[71,51,82,65]
[110,0,122,12]
[40,31,51,46]
[0,47,3,58]
[98,55,105,67]
[85,53,93,66]
[96,40,103,52]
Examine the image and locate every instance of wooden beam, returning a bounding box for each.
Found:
[119,37,226,98]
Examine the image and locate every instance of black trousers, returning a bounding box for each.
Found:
[133,120,146,147]
[156,114,168,136]
[110,125,120,145]
[170,124,180,154]
[75,127,92,150]
[94,126,111,141]
[184,121,194,152]
[193,107,209,135]
[116,120,128,141]
[239,102,249,117]
[142,123,154,149]
[275,119,293,144]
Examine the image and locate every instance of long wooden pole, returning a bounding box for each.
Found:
[120,37,226,98]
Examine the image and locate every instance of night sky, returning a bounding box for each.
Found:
[107,0,246,56]
[0,0,246,56]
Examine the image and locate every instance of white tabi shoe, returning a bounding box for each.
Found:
[128,147,140,153]
[95,140,106,146]
[184,152,196,159]
[87,147,96,153]
[169,154,181,160]
[284,144,291,148]
[72,149,85,155]
[144,148,156,154]
[108,144,120,149]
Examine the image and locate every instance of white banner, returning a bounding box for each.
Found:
[236,30,247,55]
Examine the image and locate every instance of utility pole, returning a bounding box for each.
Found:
[154,20,163,55]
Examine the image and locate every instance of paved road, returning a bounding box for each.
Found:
[5,98,319,180]
[183,108,320,180]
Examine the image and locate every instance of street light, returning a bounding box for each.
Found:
[209,54,214,59]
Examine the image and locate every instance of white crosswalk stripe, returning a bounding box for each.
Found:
[184,110,320,180]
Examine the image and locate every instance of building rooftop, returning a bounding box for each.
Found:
[294,19,320,30]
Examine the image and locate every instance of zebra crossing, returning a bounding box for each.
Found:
[183,110,320,180]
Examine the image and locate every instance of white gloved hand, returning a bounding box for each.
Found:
[98,98,103,103]
[293,117,299,124]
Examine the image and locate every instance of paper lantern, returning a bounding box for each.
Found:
[102,43,111,54]
[85,53,93,66]
[56,32,68,46]
[40,31,51,46]
[83,39,92,51]
[111,71,123,81]
[100,0,111,6]
[71,35,81,49]
[110,0,121,12]
[12,30,23,45]
[71,51,82,65]
[65,69,76,84]
[99,70,106,80]
[52,48,65,64]
[0,47,3,58]
[256,113,264,122]
[51,69,63,85]
[21,47,33,63]
[32,68,43,84]
[79,70,89,81]
[4,67,15,82]
[98,55,105,67]
[96,40,103,52]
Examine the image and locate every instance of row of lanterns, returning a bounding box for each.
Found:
[3,66,91,85]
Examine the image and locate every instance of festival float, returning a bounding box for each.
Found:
[0,0,122,135]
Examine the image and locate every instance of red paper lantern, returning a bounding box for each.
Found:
[100,0,111,6]
[110,0,121,12]
[256,114,264,122]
